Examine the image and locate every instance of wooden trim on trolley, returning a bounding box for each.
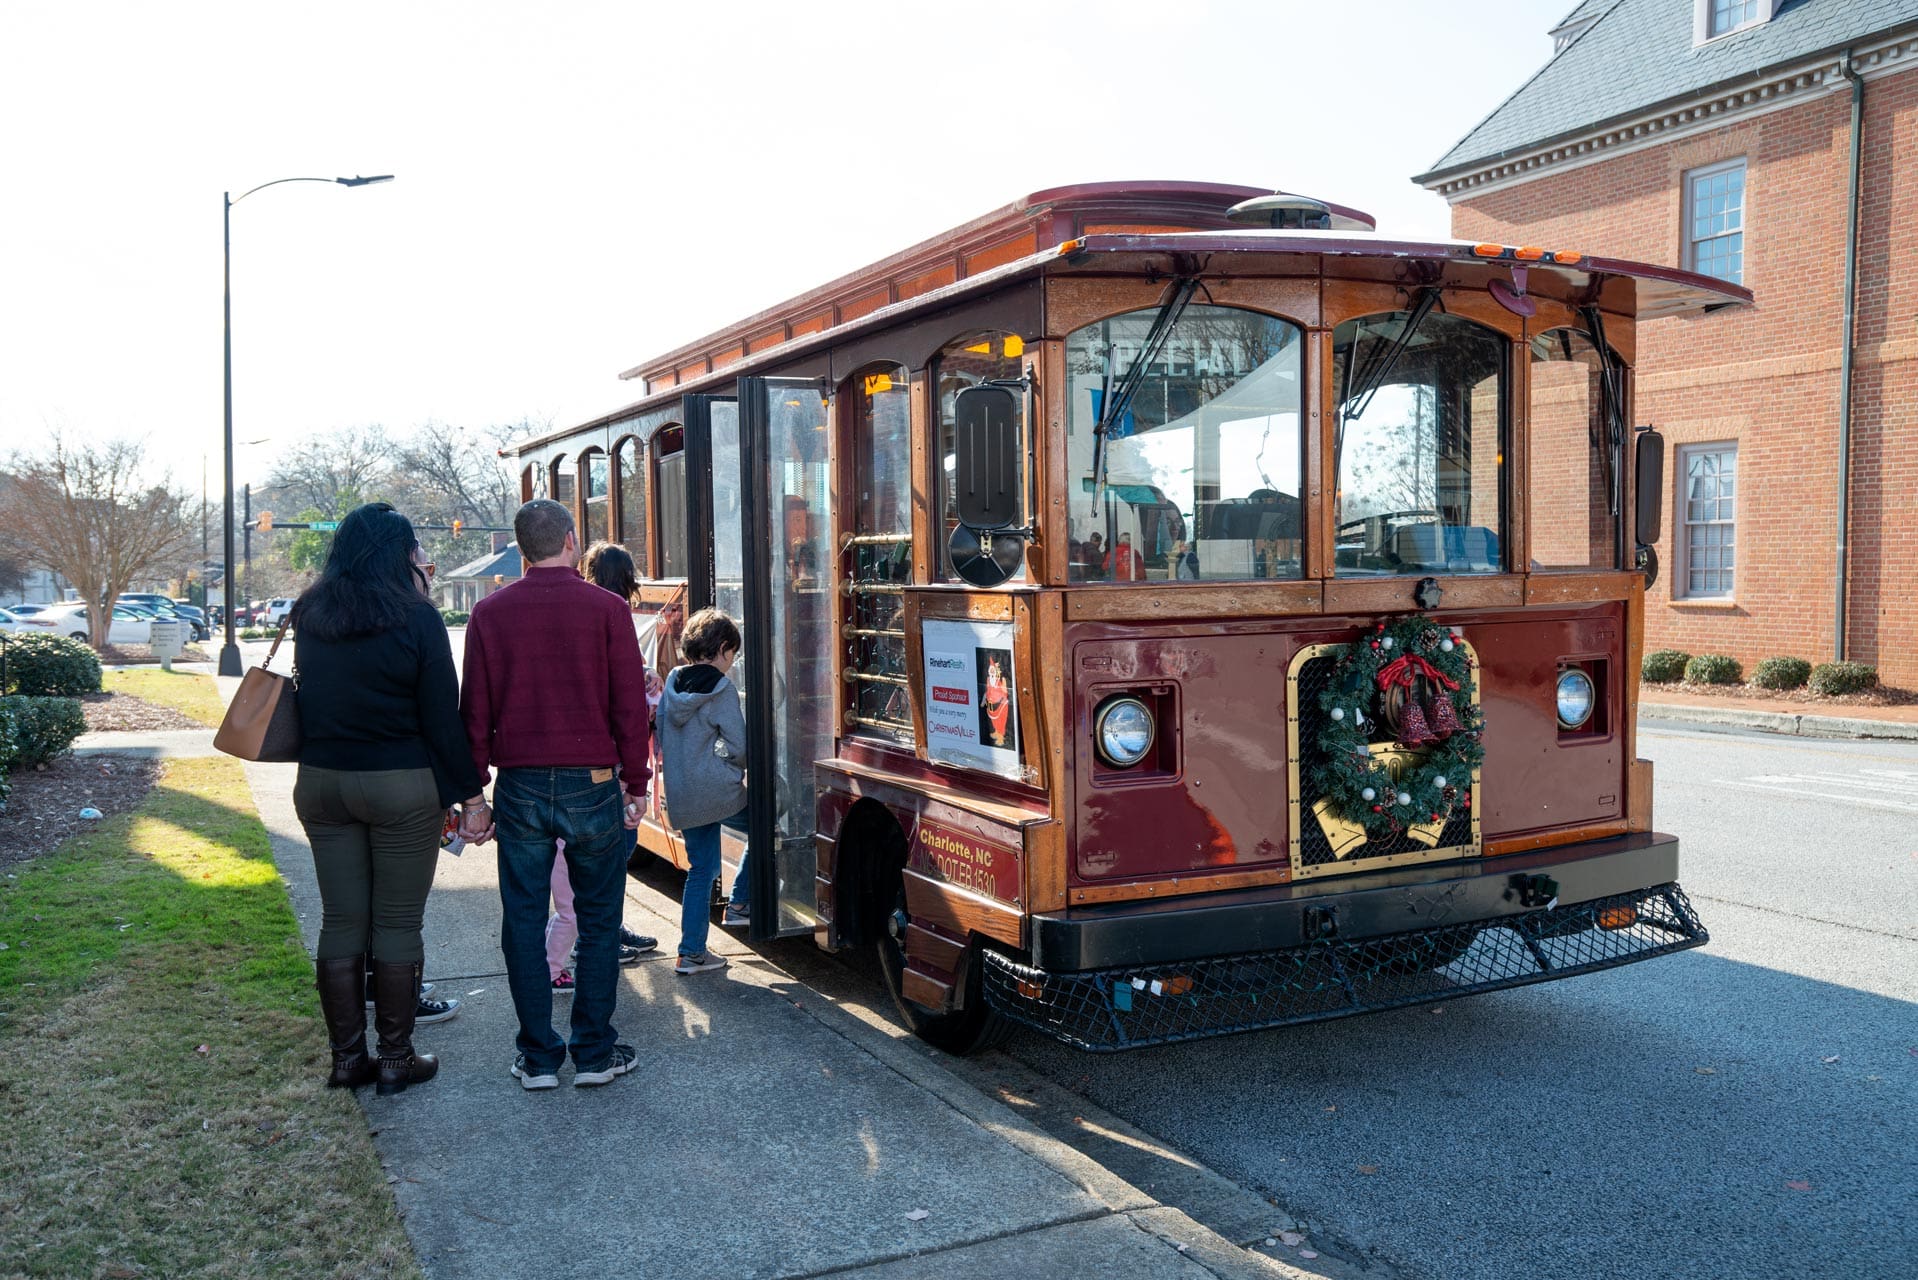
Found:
[816,757,1047,830]
[1070,866,1290,905]
[1065,581,1324,622]
[1524,572,1638,605]
[1324,576,1523,614]
[1485,820,1629,857]
[902,867,1024,947]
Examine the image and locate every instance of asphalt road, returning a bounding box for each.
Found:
[257,624,1911,1276]
[958,723,1916,1280]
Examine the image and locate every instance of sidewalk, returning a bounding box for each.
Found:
[235,754,1301,1280]
[1639,687,1918,741]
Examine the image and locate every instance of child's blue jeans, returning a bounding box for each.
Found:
[681,806,750,956]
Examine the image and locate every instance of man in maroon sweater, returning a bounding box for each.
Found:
[460,499,652,1090]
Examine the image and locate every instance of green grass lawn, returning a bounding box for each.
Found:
[104,668,227,728]
[0,756,421,1279]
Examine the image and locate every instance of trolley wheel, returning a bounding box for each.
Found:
[1353,923,1482,977]
[875,885,1012,1056]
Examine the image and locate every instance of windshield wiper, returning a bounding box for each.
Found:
[1580,303,1625,518]
[1090,276,1200,512]
[1335,285,1441,479]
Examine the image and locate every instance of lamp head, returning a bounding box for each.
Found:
[336,174,395,187]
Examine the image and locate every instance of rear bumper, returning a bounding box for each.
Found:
[984,834,1707,1051]
[1030,832,1682,971]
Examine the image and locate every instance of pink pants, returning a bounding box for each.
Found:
[545,838,577,980]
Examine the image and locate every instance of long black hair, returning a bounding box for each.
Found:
[290,502,430,640]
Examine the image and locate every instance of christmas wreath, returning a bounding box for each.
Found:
[1306,616,1484,839]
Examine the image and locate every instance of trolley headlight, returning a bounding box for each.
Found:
[1555,668,1596,729]
[1094,696,1156,768]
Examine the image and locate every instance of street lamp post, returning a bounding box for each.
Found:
[219,174,393,676]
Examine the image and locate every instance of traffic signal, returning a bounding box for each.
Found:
[258,510,273,531]
[451,519,463,538]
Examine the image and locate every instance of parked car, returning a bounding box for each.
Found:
[264,598,295,626]
[37,603,157,647]
[0,606,41,633]
[117,595,208,640]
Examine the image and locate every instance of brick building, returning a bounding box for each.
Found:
[1415,0,1918,686]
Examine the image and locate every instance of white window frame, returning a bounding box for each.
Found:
[1676,442,1738,600]
[1683,158,1747,286]
[1694,0,1776,45]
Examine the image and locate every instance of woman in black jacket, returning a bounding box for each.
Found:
[291,502,485,1095]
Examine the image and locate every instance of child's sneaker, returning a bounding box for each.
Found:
[550,968,576,993]
[674,952,729,976]
[619,926,658,953]
[721,905,750,929]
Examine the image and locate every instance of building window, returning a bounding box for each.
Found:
[1678,443,1736,598]
[1684,159,1746,285]
[1711,1,1758,36]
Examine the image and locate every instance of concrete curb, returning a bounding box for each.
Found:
[1640,702,1918,741]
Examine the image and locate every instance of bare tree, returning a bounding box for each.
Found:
[0,437,195,646]
[264,426,393,517]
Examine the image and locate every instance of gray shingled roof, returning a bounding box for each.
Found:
[1419,0,1918,181]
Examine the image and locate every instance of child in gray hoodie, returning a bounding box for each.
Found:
[657,608,749,974]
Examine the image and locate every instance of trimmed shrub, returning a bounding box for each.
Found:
[1808,661,1879,696]
[0,700,17,809]
[1684,654,1743,685]
[2,633,103,696]
[1,695,86,769]
[1750,657,1812,691]
[1642,649,1691,683]
[439,610,470,626]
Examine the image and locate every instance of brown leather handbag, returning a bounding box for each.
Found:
[213,618,302,762]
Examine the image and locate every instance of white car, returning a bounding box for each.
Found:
[0,606,44,633]
[264,598,295,626]
[35,603,156,647]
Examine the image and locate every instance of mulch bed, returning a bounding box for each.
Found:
[1645,681,1918,708]
[81,690,203,733]
[0,754,162,870]
[98,643,212,666]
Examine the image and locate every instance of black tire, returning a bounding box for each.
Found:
[875,883,1013,1055]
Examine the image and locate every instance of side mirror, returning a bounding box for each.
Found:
[1634,428,1664,547]
[953,385,1021,530]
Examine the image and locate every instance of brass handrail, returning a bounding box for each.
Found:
[843,670,909,687]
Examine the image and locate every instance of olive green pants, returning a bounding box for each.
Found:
[293,765,443,965]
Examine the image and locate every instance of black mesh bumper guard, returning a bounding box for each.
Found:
[982,883,1707,1052]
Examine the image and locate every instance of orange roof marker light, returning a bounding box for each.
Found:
[1555,250,1583,265]
[1514,246,1545,261]
[1473,243,1506,257]
[1057,237,1086,256]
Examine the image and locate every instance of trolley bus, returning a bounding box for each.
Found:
[511,181,1736,1052]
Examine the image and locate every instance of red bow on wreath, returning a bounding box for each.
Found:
[1375,654,1459,694]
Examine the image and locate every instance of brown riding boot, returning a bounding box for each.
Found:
[372,959,440,1096]
[316,954,376,1089]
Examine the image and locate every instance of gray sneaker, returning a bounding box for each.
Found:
[674,952,729,976]
[573,1043,638,1087]
[511,1054,559,1091]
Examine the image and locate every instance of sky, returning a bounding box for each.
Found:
[0,0,1576,492]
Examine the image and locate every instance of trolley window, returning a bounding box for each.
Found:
[935,332,1026,581]
[1333,310,1505,577]
[1528,328,1620,571]
[1066,305,1303,582]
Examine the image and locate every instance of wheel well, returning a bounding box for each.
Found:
[835,799,908,949]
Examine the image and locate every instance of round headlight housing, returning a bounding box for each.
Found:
[1094,696,1156,768]
[1555,668,1596,729]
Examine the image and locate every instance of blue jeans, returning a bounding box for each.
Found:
[681,805,749,956]
[493,768,628,1071]
[723,809,750,912]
